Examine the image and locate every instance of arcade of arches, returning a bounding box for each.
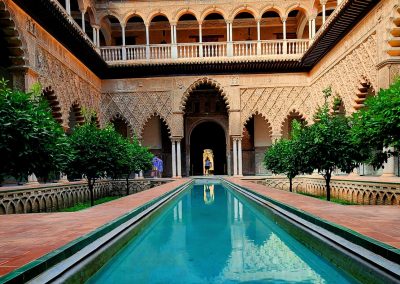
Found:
[1,0,400,178]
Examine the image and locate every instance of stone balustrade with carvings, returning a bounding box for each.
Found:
[249,175,400,205]
[0,179,171,214]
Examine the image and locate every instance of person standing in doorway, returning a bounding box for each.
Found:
[205,157,212,176]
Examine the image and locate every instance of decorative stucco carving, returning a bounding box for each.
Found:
[180,77,230,111]
[35,46,101,128]
[101,91,173,138]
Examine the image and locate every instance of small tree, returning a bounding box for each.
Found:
[118,137,153,196]
[298,87,362,201]
[67,121,126,206]
[0,79,72,184]
[264,121,311,192]
[352,79,400,169]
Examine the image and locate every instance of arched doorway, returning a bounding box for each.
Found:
[183,80,229,176]
[190,121,227,175]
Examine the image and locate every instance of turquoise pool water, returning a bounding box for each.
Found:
[87,182,357,283]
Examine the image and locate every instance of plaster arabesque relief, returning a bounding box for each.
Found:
[101,91,173,138]
[35,47,101,129]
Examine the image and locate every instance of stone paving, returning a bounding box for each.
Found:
[0,178,189,277]
[0,177,399,278]
[227,177,400,249]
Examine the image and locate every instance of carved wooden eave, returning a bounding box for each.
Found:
[301,0,381,67]
[12,0,108,77]
[104,59,307,79]
[12,0,381,78]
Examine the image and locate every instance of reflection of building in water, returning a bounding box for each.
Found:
[203,149,214,175]
[173,200,183,222]
[203,184,215,205]
[224,191,324,283]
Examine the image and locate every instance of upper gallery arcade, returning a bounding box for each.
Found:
[1,0,398,178]
[55,0,340,63]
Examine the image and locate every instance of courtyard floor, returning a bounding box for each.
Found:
[0,177,399,278]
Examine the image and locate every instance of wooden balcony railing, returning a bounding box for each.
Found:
[100,39,310,64]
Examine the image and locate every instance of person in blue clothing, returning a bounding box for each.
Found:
[204,157,212,176]
[157,156,163,178]
[152,156,159,178]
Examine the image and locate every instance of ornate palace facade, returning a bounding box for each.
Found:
[1,0,399,177]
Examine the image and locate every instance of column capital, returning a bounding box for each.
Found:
[225,20,232,25]
[91,24,100,29]
[308,14,317,21]
[281,16,287,22]
[170,21,177,26]
[198,21,203,25]
[171,137,183,143]
[320,0,328,5]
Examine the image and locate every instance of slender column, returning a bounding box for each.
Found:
[229,22,233,42]
[226,22,230,41]
[282,19,287,40]
[174,25,177,44]
[256,19,261,55]
[312,19,316,38]
[122,25,126,46]
[121,25,126,60]
[322,2,327,24]
[96,27,100,47]
[92,26,97,45]
[308,19,312,39]
[233,138,238,176]
[381,147,396,177]
[199,23,203,43]
[227,21,233,56]
[171,24,177,58]
[282,18,287,54]
[177,139,182,178]
[238,138,243,176]
[170,24,175,44]
[199,23,203,57]
[145,24,150,60]
[65,0,71,15]
[172,139,177,178]
[81,11,85,31]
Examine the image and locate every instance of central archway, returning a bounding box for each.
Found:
[190,121,227,175]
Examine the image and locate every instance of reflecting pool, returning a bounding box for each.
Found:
[87,182,357,283]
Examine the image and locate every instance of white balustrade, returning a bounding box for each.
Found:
[286,39,310,55]
[177,43,199,58]
[150,44,171,60]
[233,41,258,57]
[202,42,227,58]
[100,39,310,63]
[126,45,147,60]
[260,40,284,55]
[100,47,123,61]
